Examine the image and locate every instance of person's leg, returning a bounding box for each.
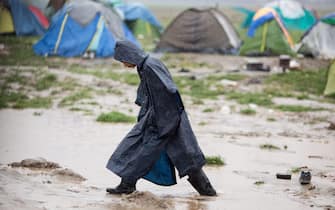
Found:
[187,168,217,196]
[106,177,137,194]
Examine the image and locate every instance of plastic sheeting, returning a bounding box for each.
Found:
[115,3,162,29]
[7,0,47,36]
[299,22,335,59]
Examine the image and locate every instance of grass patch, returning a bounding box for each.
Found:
[205,156,225,166]
[203,108,214,112]
[13,97,52,109]
[291,167,301,174]
[275,105,325,112]
[0,90,52,109]
[198,121,207,126]
[174,76,225,99]
[0,36,63,66]
[35,74,57,91]
[265,69,328,96]
[259,144,280,150]
[59,89,92,107]
[207,74,247,81]
[192,99,204,105]
[96,111,136,123]
[254,181,265,185]
[68,65,140,86]
[226,92,273,106]
[267,117,276,122]
[240,108,256,115]
[58,77,80,91]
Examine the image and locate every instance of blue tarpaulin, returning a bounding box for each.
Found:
[8,0,46,36]
[116,4,162,29]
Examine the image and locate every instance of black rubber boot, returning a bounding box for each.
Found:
[106,178,136,194]
[187,169,217,196]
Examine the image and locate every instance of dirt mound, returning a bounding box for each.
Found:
[121,191,174,210]
[51,168,86,182]
[9,158,60,169]
[8,158,86,183]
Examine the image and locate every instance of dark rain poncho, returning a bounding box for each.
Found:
[106,40,206,186]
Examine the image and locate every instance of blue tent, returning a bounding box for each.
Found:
[5,0,48,36]
[33,0,139,57]
[115,3,162,30]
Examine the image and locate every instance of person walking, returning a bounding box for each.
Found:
[106,40,216,196]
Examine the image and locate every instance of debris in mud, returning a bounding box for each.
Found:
[246,78,263,85]
[328,121,335,130]
[308,155,323,159]
[179,68,190,73]
[276,173,291,180]
[308,185,316,191]
[51,168,86,182]
[245,61,269,72]
[254,181,265,185]
[9,158,60,169]
[121,191,174,210]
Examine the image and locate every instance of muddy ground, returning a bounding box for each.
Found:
[0,52,335,210]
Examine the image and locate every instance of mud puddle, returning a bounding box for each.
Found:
[0,104,334,209]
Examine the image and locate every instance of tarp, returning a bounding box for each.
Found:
[298,13,335,59]
[33,0,139,57]
[324,61,335,96]
[233,7,255,28]
[265,0,316,31]
[156,8,241,54]
[5,0,48,36]
[115,3,162,29]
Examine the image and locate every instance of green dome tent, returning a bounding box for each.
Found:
[240,8,297,56]
[239,0,316,56]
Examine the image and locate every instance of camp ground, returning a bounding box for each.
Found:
[33,0,139,57]
[1,0,335,210]
[297,13,335,59]
[0,0,49,36]
[155,8,241,54]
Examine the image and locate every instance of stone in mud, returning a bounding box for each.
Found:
[51,168,86,182]
[9,158,60,169]
[328,121,335,130]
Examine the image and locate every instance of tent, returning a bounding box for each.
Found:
[233,7,255,28]
[0,5,14,34]
[115,3,162,48]
[0,0,49,36]
[99,1,162,49]
[298,13,335,59]
[264,0,315,31]
[33,0,139,57]
[324,61,335,96]
[239,0,315,56]
[155,8,241,54]
[240,7,296,56]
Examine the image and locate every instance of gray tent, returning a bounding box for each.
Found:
[297,14,335,59]
[155,8,241,54]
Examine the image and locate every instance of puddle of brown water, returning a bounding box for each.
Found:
[0,109,334,210]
